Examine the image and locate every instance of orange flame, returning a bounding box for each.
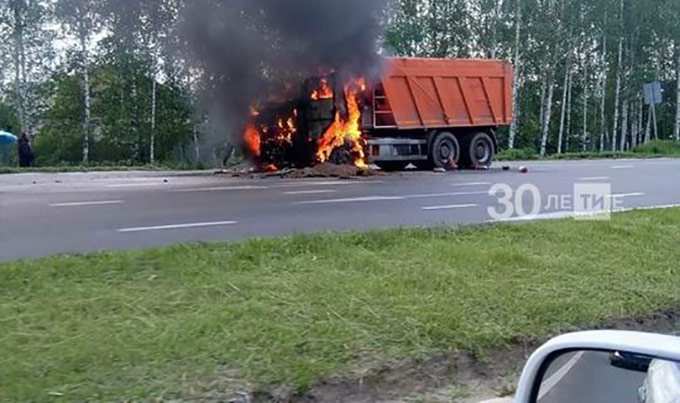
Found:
[316,78,367,168]
[263,164,278,172]
[243,124,261,158]
[310,78,333,101]
[243,78,367,169]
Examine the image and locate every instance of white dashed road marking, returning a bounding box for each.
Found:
[578,176,610,181]
[172,185,268,192]
[107,183,168,188]
[273,180,382,188]
[296,191,487,205]
[538,352,585,400]
[611,165,635,169]
[297,196,405,205]
[50,200,124,207]
[403,191,488,199]
[118,221,238,233]
[283,189,338,195]
[451,182,491,187]
[421,203,478,211]
[608,192,645,198]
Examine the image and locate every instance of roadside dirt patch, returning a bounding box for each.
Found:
[231,308,680,403]
[168,309,680,402]
[172,308,680,402]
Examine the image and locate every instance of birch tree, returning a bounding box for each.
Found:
[507,0,522,149]
[675,44,680,141]
[2,0,54,135]
[565,72,573,152]
[610,0,625,152]
[8,0,27,133]
[620,99,629,150]
[578,4,592,152]
[0,1,7,83]
[597,25,608,152]
[138,0,180,164]
[557,56,571,154]
[539,70,555,157]
[635,99,642,147]
[56,0,100,163]
[582,58,589,151]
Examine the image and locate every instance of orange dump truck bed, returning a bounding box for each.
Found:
[377,57,514,130]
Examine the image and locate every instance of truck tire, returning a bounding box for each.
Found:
[461,132,495,169]
[376,161,408,171]
[429,131,460,169]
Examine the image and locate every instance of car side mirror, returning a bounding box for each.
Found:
[512,331,680,403]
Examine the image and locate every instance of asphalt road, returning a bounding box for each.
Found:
[2,158,680,261]
[539,351,646,403]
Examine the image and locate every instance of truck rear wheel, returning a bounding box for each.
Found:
[430,132,460,169]
[461,132,495,169]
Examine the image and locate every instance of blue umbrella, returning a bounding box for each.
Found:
[0,131,18,145]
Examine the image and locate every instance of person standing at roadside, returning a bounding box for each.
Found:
[18,132,35,167]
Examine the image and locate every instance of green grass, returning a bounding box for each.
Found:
[0,163,206,175]
[632,140,680,156]
[548,151,639,160]
[496,147,539,161]
[497,140,680,161]
[3,208,680,401]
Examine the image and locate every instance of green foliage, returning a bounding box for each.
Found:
[496,147,538,161]
[551,140,680,159]
[632,140,680,155]
[387,0,680,155]
[35,59,195,166]
[495,140,680,160]
[34,74,85,165]
[4,0,680,168]
[0,102,20,134]
[548,151,633,160]
[0,163,198,175]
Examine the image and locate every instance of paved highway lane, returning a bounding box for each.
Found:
[539,351,646,403]
[1,158,680,261]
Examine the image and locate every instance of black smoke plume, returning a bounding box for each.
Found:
[179,0,389,148]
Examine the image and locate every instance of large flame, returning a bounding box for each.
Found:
[244,124,261,158]
[316,78,367,168]
[242,77,368,170]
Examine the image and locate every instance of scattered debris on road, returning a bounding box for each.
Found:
[219,160,534,179]
[218,161,383,179]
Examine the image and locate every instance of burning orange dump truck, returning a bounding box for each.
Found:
[365,57,513,170]
[244,57,514,170]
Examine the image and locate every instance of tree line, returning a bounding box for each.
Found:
[1,0,679,167]
[386,0,680,155]
[0,0,200,166]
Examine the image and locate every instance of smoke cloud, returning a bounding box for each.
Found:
[179,0,389,146]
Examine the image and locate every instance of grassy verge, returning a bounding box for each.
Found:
[0,164,205,175]
[3,209,680,401]
[497,140,680,161]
